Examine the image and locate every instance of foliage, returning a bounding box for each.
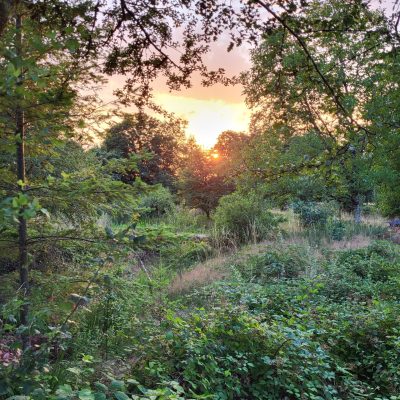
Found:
[139,187,176,219]
[179,139,233,217]
[213,191,284,244]
[242,0,385,219]
[233,244,312,283]
[103,113,186,188]
[326,218,346,241]
[211,130,249,181]
[2,1,400,399]
[291,201,333,228]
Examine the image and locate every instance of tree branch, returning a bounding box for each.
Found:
[254,0,374,138]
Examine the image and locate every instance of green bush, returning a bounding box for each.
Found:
[213,191,284,244]
[140,186,175,219]
[234,244,312,283]
[335,241,400,282]
[292,201,333,227]
[160,238,212,271]
[131,307,371,399]
[327,218,346,241]
[162,206,210,233]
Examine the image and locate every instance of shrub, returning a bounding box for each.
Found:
[292,200,333,227]
[327,218,346,241]
[335,241,400,283]
[160,238,212,271]
[162,206,210,233]
[140,186,175,218]
[234,244,312,283]
[213,191,284,244]
[131,307,370,399]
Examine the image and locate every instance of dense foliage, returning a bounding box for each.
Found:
[1,0,400,399]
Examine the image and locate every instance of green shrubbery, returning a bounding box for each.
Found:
[2,239,400,399]
[131,307,366,399]
[139,186,176,219]
[213,191,284,244]
[291,200,333,227]
[233,244,313,283]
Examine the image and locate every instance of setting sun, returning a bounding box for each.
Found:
[154,92,251,148]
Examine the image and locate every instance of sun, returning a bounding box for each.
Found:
[212,152,219,159]
[154,92,251,148]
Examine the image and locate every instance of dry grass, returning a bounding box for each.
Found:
[324,234,372,250]
[273,209,302,235]
[168,255,230,296]
[168,209,383,297]
[340,211,387,227]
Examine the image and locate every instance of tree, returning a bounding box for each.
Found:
[242,0,386,221]
[179,138,233,217]
[0,1,140,347]
[212,130,249,180]
[103,113,186,188]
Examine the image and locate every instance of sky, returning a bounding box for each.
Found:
[102,0,395,149]
[102,36,252,149]
[152,41,253,148]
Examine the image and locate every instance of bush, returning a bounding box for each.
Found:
[160,238,212,271]
[327,218,346,241]
[234,244,312,283]
[140,186,175,218]
[213,191,284,244]
[335,241,400,282]
[162,206,210,233]
[292,200,333,227]
[131,307,370,399]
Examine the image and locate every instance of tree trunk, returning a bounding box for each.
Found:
[354,194,362,225]
[0,0,12,37]
[15,8,29,349]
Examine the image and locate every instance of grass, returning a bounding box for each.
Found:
[168,254,230,296]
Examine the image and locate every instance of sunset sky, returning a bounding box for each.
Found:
[153,42,252,148]
[102,0,393,149]
[103,40,252,148]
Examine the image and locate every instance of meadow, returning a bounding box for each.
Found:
[2,201,399,399]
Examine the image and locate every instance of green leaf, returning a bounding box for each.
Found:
[78,389,95,400]
[114,392,129,400]
[110,381,125,392]
[67,367,81,375]
[56,384,73,398]
[31,388,46,400]
[93,383,108,393]
[41,208,50,219]
[82,354,94,363]
[6,397,30,400]
[165,330,174,340]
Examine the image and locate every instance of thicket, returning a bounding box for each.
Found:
[3,237,399,399]
[213,191,283,244]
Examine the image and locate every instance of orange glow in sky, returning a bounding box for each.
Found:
[154,92,251,148]
[103,42,252,148]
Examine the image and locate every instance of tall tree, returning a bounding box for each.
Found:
[243,0,386,221]
[179,138,233,217]
[0,1,138,346]
[103,113,186,188]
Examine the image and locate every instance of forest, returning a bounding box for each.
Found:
[1,0,400,399]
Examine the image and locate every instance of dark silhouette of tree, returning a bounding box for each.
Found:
[179,138,234,217]
[103,113,186,187]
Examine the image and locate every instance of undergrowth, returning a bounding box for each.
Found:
[1,209,399,400]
